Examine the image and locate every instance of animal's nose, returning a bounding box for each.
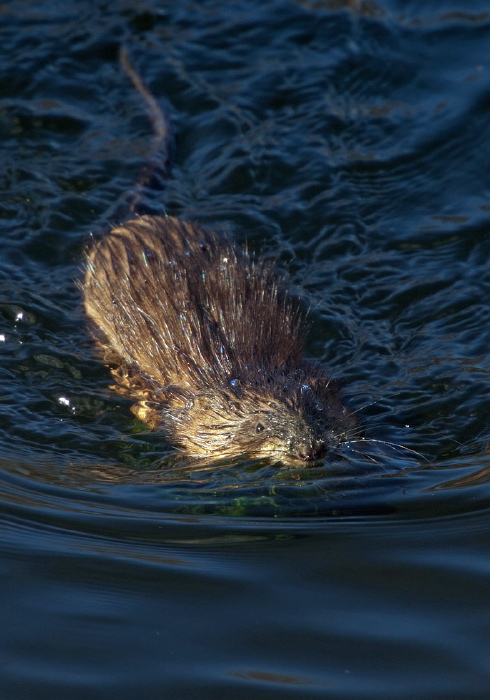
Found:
[296,440,326,462]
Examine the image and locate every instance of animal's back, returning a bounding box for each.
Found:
[84,215,304,393]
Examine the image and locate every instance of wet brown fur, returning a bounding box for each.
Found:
[84,215,357,463]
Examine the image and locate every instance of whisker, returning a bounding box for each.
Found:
[350,399,381,415]
[349,437,429,463]
[344,446,382,466]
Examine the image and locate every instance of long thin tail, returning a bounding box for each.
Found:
[111,46,173,220]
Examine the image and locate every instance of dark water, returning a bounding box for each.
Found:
[2,0,490,697]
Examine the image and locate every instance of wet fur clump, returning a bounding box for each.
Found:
[83,215,358,464]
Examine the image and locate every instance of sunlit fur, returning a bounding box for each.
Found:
[83,215,357,464]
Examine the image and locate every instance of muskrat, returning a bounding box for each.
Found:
[83,51,358,465]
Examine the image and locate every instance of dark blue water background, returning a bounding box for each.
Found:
[2,0,490,697]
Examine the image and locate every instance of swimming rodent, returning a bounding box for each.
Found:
[83,50,359,465]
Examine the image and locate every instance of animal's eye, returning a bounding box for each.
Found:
[256,423,265,433]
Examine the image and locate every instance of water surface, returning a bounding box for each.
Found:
[2,0,490,697]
